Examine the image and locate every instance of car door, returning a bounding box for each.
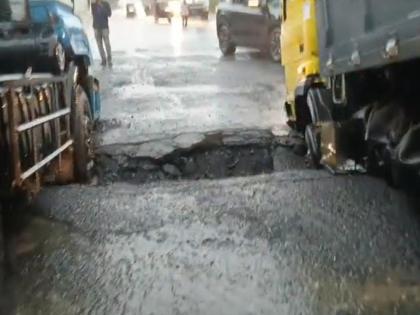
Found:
[29,5,51,54]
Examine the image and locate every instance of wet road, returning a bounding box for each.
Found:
[89,10,287,155]
[4,9,420,315]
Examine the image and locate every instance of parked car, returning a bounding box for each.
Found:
[153,0,173,23]
[29,0,92,72]
[216,0,281,61]
[0,1,63,74]
[126,3,137,17]
[187,0,209,20]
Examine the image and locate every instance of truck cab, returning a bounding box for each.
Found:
[280,0,319,129]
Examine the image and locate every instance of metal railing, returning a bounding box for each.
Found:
[0,65,76,196]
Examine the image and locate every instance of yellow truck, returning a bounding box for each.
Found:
[281,0,420,188]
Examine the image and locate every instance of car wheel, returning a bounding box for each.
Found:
[72,85,93,182]
[268,27,281,62]
[51,42,66,74]
[218,24,236,56]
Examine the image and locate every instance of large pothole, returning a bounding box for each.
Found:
[94,129,307,184]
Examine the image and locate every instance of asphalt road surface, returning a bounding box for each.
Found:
[2,10,420,315]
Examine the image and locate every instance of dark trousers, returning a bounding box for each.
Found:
[182,16,188,27]
[94,28,112,64]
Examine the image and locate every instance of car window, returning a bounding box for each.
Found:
[30,6,50,23]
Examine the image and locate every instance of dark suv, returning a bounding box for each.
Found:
[216,0,281,61]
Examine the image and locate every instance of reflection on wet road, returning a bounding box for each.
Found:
[12,173,420,315]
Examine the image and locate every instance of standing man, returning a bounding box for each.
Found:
[181,0,189,28]
[91,0,112,67]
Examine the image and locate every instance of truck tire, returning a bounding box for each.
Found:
[305,124,322,168]
[304,87,334,168]
[218,24,236,56]
[72,85,93,182]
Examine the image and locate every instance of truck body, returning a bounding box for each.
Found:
[0,0,98,270]
[316,0,420,77]
[281,0,420,188]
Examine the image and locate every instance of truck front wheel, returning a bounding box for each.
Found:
[303,87,334,168]
[72,85,93,182]
[305,124,322,168]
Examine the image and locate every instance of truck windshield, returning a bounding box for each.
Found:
[0,0,27,22]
